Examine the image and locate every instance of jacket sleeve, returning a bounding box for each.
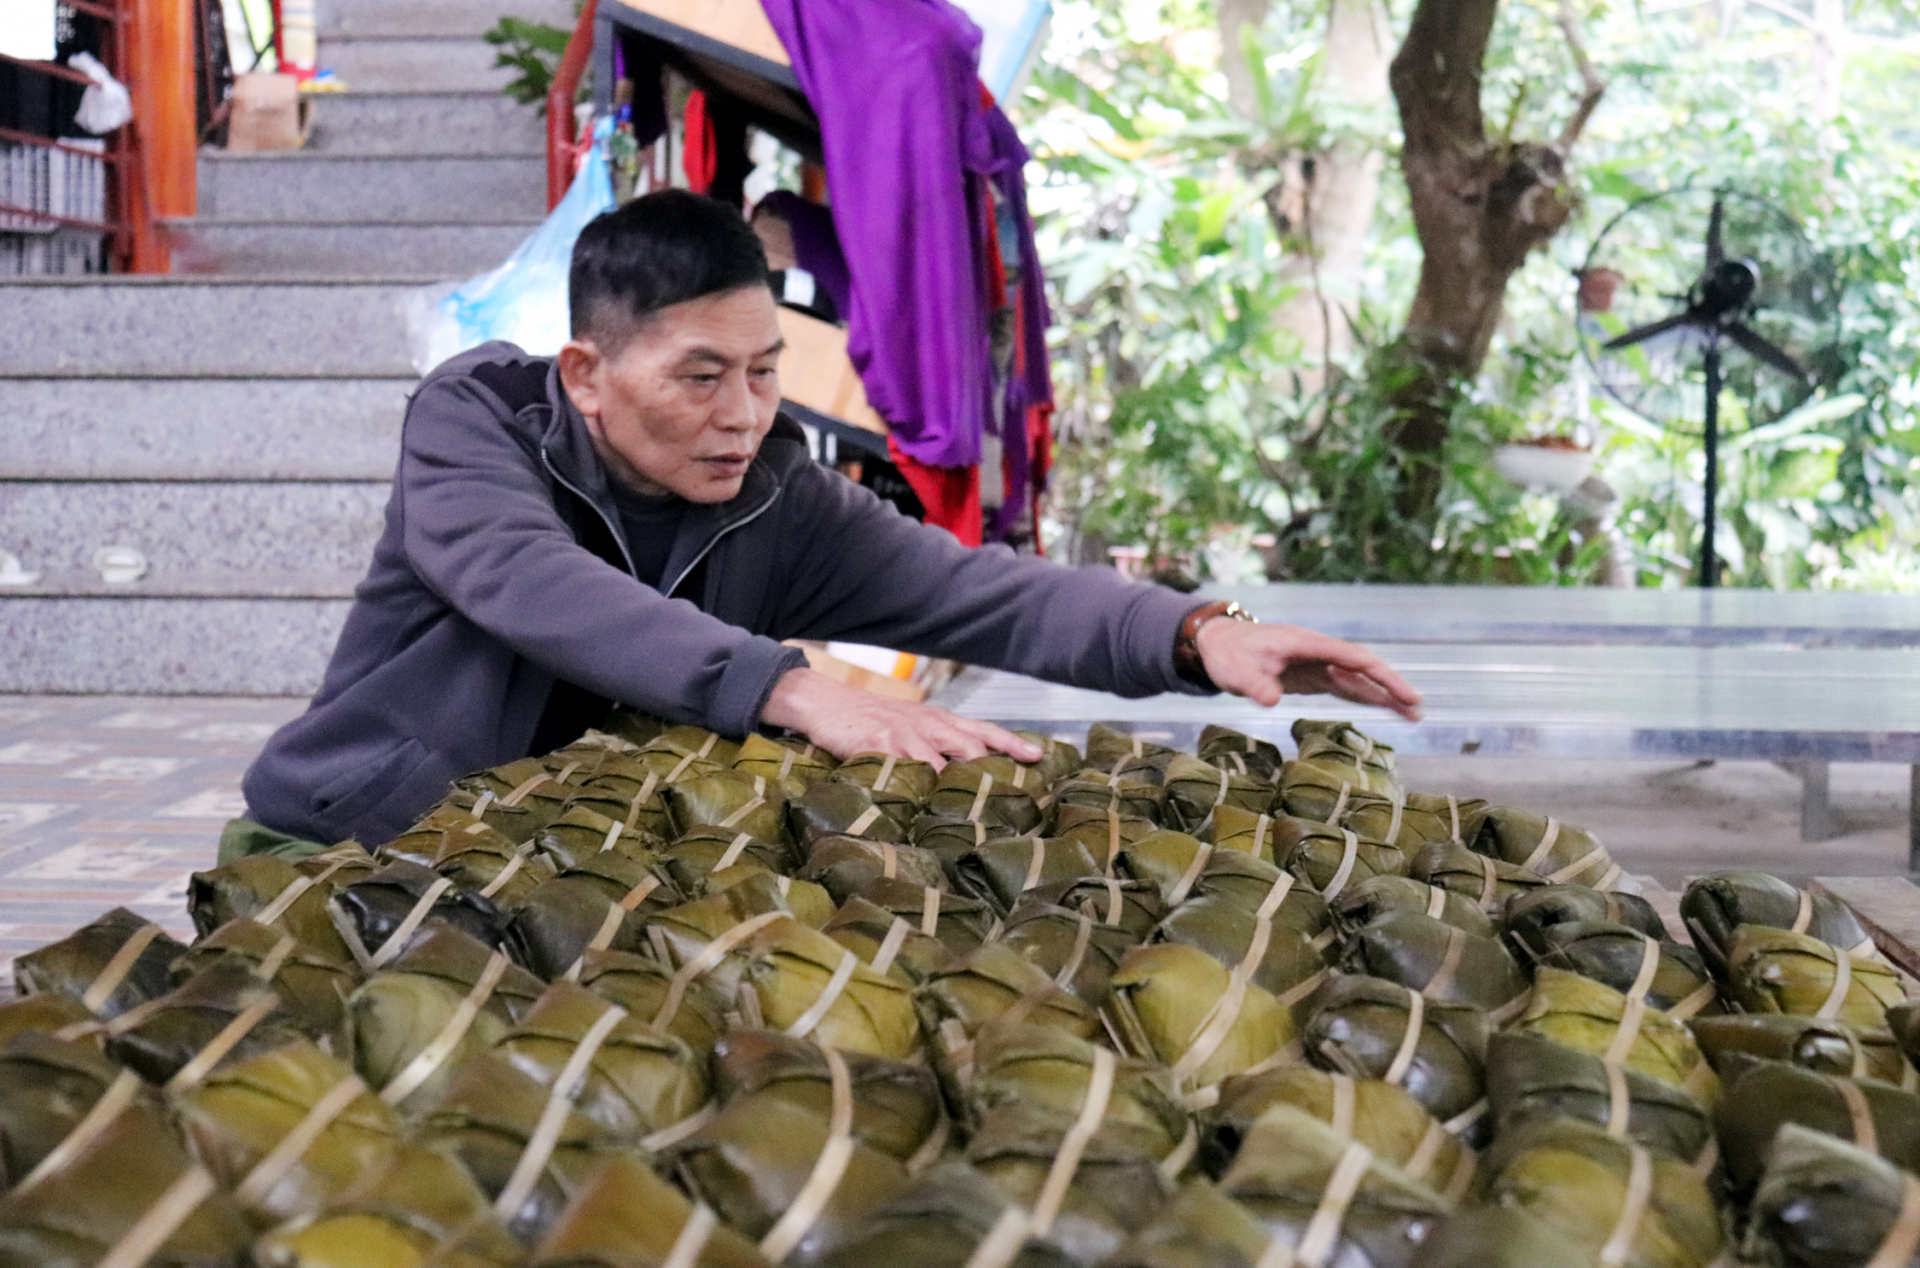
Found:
[395,375,805,735]
[769,459,1209,698]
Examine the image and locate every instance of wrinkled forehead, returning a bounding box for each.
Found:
[604,285,784,368]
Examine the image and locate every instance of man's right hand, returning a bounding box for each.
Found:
[761,668,1043,769]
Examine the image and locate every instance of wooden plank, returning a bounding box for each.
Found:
[777,308,888,436]
[608,0,791,67]
[1814,876,1920,982]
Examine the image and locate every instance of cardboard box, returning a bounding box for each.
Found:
[776,307,888,436]
[226,73,306,152]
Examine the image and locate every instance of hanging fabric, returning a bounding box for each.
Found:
[683,88,718,194]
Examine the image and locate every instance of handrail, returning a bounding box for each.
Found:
[547,0,601,209]
[0,52,95,85]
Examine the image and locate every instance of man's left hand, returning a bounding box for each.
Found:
[1195,619,1424,721]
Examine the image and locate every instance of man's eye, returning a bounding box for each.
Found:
[688,374,720,385]
[750,366,778,378]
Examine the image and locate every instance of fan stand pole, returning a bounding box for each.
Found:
[1700,340,1722,589]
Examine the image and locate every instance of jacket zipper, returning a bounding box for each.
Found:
[662,484,781,598]
[542,446,638,578]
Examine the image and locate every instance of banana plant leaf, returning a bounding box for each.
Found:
[833,752,939,812]
[1723,925,1904,1030]
[1330,876,1495,941]
[1713,1057,1920,1199]
[915,943,1103,1043]
[451,759,581,841]
[1680,872,1875,976]
[1047,773,1164,823]
[384,926,548,1023]
[1218,1103,1449,1268]
[1408,1205,1599,1268]
[170,918,358,1034]
[0,1085,251,1268]
[858,876,999,955]
[346,967,509,1114]
[1153,896,1330,1001]
[413,1052,615,1243]
[1474,1116,1721,1268]
[736,733,838,788]
[1199,725,1284,782]
[647,874,797,989]
[576,950,728,1058]
[1510,969,1719,1104]
[1503,886,1672,959]
[1016,731,1085,787]
[293,842,382,885]
[1117,831,1231,903]
[1484,1031,1713,1163]
[1881,999,1920,1083]
[13,907,184,1022]
[1050,804,1160,875]
[1101,1176,1274,1268]
[713,866,839,927]
[669,1090,912,1265]
[386,805,517,869]
[1409,843,1548,914]
[1027,877,1166,941]
[799,837,946,905]
[1474,809,1621,890]
[532,805,664,872]
[666,771,792,845]
[999,899,1139,1005]
[818,1160,1077,1268]
[714,1029,944,1163]
[1742,1124,1920,1268]
[954,837,1104,913]
[962,1022,1189,1160]
[530,1149,772,1268]
[334,861,507,964]
[928,759,1044,835]
[435,834,557,909]
[0,1033,150,1190]
[502,856,680,982]
[661,828,799,895]
[1107,943,1295,1089]
[0,996,95,1051]
[177,1039,401,1226]
[1161,755,1272,834]
[1203,1063,1475,1201]
[253,1142,521,1268]
[574,762,680,839]
[1086,723,1179,773]
[911,815,1019,873]
[1338,792,1491,856]
[104,959,315,1086]
[495,982,707,1143]
[1689,1012,1916,1088]
[1272,823,1407,901]
[189,854,357,964]
[790,782,910,847]
[822,896,957,983]
[601,710,674,749]
[1340,911,1531,1020]
[1526,922,1720,1018]
[1298,975,1491,1129]
[736,917,922,1060]
[1196,807,1281,866]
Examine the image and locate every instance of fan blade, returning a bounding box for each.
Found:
[1726,321,1813,383]
[1707,195,1725,268]
[1602,311,1698,351]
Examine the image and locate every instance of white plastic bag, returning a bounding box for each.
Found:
[402,117,615,375]
[69,52,133,134]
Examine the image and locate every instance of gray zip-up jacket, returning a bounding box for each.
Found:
[242,342,1208,847]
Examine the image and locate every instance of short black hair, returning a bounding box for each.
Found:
[569,189,772,348]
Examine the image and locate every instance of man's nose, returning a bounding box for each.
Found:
[715,371,759,431]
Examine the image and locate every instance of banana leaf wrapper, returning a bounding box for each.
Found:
[1338,792,1491,856]
[548,726,642,761]
[648,875,798,991]
[293,841,382,884]
[1118,830,1234,902]
[1202,1064,1475,1201]
[1273,823,1407,901]
[1409,842,1548,913]
[435,837,557,910]
[454,773,577,844]
[1218,1103,1449,1268]
[1330,876,1495,941]
[385,806,520,868]
[1016,731,1085,787]
[1724,924,1903,1030]
[1340,911,1531,1021]
[714,1029,944,1163]
[385,925,548,1023]
[823,896,960,983]
[1100,1176,1274,1268]
[734,917,922,1059]
[1198,807,1280,864]
[834,751,939,810]
[1679,871,1875,975]
[531,805,664,872]
[1484,1031,1713,1163]
[0,995,95,1050]
[177,1039,401,1226]
[1474,808,1621,890]
[1713,1057,1920,1199]
[0,1090,251,1268]
[799,837,946,905]
[1528,922,1720,1018]
[928,759,1044,835]
[1121,832,1330,939]
[953,837,1104,913]
[1510,969,1719,1104]
[1742,1123,1920,1268]
[573,767,677,839]
[966,1102,1174,1266]
[1198,725,1284,782]
[666,771,792,845]
[189,853,357,963]
[912,814,1019,873]
[998,900,1138,1005]
[1407,1206,1600,1268]
[1086,723,1179,772]
[170,918,357,1034]
[13,906,185,1020]
[664,826,800,889]
[601,709,673,748]
[494,982,707,1142]
[641,725,740,766]
[707,865,837,928]
[1154,896,1331,999]
[0,1033,152,1190]
[1692,1011,1916,1087]
[412,1052,614,1243]
[670,1090,912,1265]
[1049,804,1160,875]
[1293,719,1398,769]
[1502,885,1671,959]
[1047,774,1164,823]
[1027,877,1165,941]
[1299,975,1490,1128]
[501,854,680,982]
[789,782,910,848]
[252,1142,520,1268]
[334,861,507,965]
[1161,755,1272,834]
[1882,999,1920,1080]
[576,950,727,1057]
[104,959,315,1086]
[1107,943,1296,1089]
[736,733,838,787]
[962,1022,1188,1159]
[1475,1116,1720,1268]
[859,875,999,954]
[817,1160,1076,1268]
[345,966,510,1113]
[915,943,1103,1042]
[529,1150,771,1268]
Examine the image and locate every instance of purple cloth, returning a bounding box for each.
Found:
[755,190,852,318]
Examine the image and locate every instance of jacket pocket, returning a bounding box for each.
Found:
[310,738,432,834]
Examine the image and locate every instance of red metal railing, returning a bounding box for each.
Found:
[547,0,600,210]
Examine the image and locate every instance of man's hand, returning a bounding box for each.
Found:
[1195,619,1424,721]
[762,668,1044,768]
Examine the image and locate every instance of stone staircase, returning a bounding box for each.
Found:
[0,0,569,693]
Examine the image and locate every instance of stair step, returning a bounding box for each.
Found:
[198,151,546,225]
[0,481,389,579]
[0,597,348,694]
[169,220,534,280]
[318,0,576,41]
[304,91,544,157]
[0,378,408,479]
[318,35,514,94]
[1,279,421,378]
[0,570,362,598]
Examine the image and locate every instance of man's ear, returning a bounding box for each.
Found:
[557,338,603,419]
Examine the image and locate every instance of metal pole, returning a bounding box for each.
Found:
[1700,341,1722,588]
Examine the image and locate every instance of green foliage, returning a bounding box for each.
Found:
[483,8,581,111]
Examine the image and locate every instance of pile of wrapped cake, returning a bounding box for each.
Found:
[0,715,1916,1268]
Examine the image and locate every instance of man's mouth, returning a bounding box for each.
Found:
[699,455,752,473]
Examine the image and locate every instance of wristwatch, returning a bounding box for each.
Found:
[1172,600,1256,687]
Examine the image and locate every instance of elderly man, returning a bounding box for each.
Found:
[239,190,1419,851]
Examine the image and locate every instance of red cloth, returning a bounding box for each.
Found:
[889,439,981,547]
[683,90,718,194]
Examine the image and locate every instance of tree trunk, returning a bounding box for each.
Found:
[1811,0,1844,120]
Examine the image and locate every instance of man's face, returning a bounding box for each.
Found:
[558,285,785,503]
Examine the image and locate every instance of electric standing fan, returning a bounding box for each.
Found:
[1576,187,1841,586]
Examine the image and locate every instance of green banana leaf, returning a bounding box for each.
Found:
[333,861,506,962]
[1340,911,1530,1019]
[1107,943,1295,1089]
[530,805,663,874]
[915,943,1103,1043]
[189,854,357,964]
[818,1160,1075,1268]
[1085,723,1179,773]
[253,1142,521,1268]
[713,1029,945,1163]
[600,710,674,749]
[1202,807,1282,865]
[647,874,797,989]
[1503,886,1672,960]
[502,856,681,982]
[1407,1206,1599,1268]
[736,917,922,1060]
[1723,924,1903,1030]
[1408,842,1548,914]
[345,966,509,1114]
[104,959,315,1086]
[833,753,940,814]
[1690,1012,1916,1087]
[1484,1031,1713,1163]
[0,1033,150,1190]
[1474,808,1619,890]
[1161,755,1272,834]
[1100,1176,1273,1268]
[1298,975,1491,1128]
[1880,999,1920,1085]
[573,761,680,839]
[927,759,1044,835]
[1271,821,1407,900]
[384,926,548,1023]
[666,771,792,845]
[170,918,358,1034]
[1198,725,1284,782]
[1050,804,1160,874]
[857,876,999,955]
[387,805,518,868]
[1713,1057,1920,1200]
[529,1149,772,1268]
[1742,1124,1920,1268]
[1510,969,1719,1105]
[1049,772,1165,822]
[1153,895,1330,1000]
[0,996,95,1050]
[963,1021,1189,1160]
[1027,877,1166,941]
[1018,732,1086,787]
[1679,872,1874,976]
[1338,792,1490,856]
[999,899,1139,1004]
[735,733,838,788]
[911,815,1019,873]
[576,950,728,1058]
[798,837,946,905]
[789,782,910,848]
[641,726,741,767]
[954,837,1104,914]
[1525,922,1720,1017]
[13,907,185,1020]
[1117,830,1233,903]
[1330,876,1495,941]
[822,897,958,983]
